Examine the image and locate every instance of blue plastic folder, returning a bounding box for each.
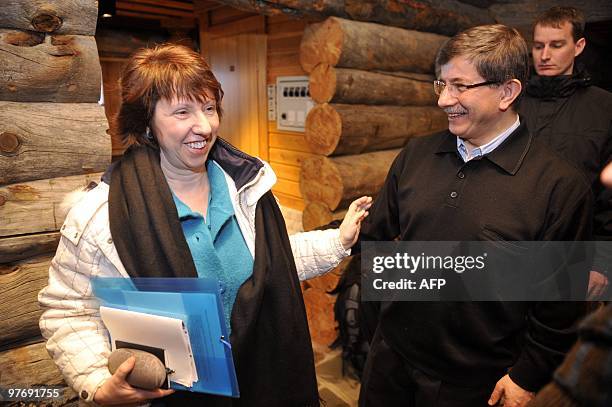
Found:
[91,277,239,397]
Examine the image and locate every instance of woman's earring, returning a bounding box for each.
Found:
[145,126,153,141]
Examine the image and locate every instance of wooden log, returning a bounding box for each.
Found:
[301,259,350,346]
[0,232,60,264]
[0,254,52,348]
[300,17,448,73]
[372,71,434,82]
[0,102,110,185]
[302,201,347,232]
[214,0,493,36]
[303,257,349,292]
[490,1,612,41]
[0,30,102,103]
[0,0,98,35]
[309,64,437,106]
[305,103,447,156]
[0,341,78,405]
[300,149,400,211]
[302,287,338,346]
[0,172,103,238]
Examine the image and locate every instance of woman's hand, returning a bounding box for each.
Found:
[93,356,174,405]
[339,196,373,250]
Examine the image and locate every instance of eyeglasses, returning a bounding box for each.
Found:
[433,80,500,96]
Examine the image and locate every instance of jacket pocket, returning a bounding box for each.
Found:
[480,226,529,253]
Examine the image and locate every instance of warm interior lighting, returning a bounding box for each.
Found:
[99,0,116,19]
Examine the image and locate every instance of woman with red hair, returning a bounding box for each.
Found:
[39,44,371,407]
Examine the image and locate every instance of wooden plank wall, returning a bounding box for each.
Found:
[267,14,319,210]
[100,58,127,157]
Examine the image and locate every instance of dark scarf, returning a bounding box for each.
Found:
[108,144,319,406]
[526,69,591,99]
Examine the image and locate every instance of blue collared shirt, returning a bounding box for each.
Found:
[457,116,520,162]
[172,160,254,334]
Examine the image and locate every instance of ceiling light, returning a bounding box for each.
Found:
[99,0,116,19]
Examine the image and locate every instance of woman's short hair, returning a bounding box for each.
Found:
[114,43,224,147]
[435,24,529,106]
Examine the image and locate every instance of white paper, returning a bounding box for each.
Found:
[100,306,198,387]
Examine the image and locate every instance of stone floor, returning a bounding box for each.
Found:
[314,346,361,407]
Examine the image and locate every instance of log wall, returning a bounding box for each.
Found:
[0,173,103,238]
[298,17,449,234]
[215,0,493,36]
[0,232,60,264]
[300,17,448,73]
[0,1,109,402]
[309,65,436,106]
[305,103,447,156]
[301,149,401,211]
[0,102,110,185]
[0,341,79,405]
[0,0,98,35]
[0,254,53,348]
[0,30,102,103]
[302,202,347,232]
[301,259,350,346]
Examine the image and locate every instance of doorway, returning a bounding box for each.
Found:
[203,17,268,159]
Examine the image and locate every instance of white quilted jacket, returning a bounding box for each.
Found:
[38,159,349,404]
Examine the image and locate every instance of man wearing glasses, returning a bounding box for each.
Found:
[519,6,612,300]
[358,24,592,407]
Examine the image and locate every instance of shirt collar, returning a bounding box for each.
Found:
[436,115,532,175]
[456,116,520,162]
[172,160,235,240]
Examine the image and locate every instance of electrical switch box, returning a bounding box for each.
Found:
[276,76,313,132]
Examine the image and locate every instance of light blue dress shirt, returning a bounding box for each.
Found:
[457,116,520,162]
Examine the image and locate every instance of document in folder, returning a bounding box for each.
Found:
[92,277,239,397]
[99,306,198,387]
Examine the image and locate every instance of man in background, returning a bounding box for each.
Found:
[519,6,612,299]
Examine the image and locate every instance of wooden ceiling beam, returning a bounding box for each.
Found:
[127,0,195,12]
[116,1,194,19]
[193,0,225,13]
[115,10,175,20]
[161,17,197,29]
[211,0,493,36]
